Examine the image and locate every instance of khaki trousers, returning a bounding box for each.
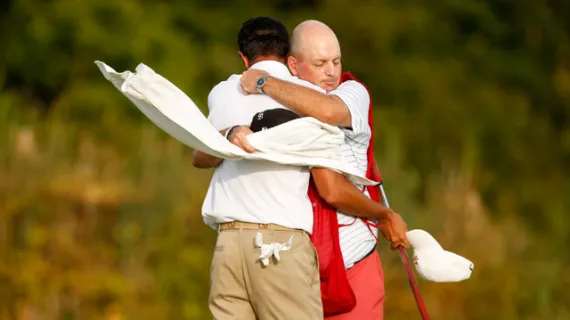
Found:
[209,222,323,320]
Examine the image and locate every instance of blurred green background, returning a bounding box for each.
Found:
[1,0,569,319]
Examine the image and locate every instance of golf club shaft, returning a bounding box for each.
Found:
[379,184,430,320]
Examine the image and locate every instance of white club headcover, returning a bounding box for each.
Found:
[407,229,474,282]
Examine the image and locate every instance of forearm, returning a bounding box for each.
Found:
[191,127,231,168]
[192,150,223,168]
[262,77,350,126]
[311,168,392,221]
[334,186,392,221]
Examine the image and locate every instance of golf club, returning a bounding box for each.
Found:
[379,184,431,320]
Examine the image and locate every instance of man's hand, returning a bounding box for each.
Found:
[241,69,269,95]
[228,126,257,153]
[378,212,410,250]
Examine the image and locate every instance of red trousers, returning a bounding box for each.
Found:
[325,250,384,320]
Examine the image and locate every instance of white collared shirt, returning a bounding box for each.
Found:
[329,80,378,269]
[202,61,326,233]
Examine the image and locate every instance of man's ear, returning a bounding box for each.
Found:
[287,56,298,76]
[239,51,251,69]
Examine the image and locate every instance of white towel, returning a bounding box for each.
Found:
[254,233,295,267]
[95,61,377,186]
[247,119,344,159]
[407,229,474,283]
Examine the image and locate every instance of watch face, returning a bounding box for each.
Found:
[256,77,265,87]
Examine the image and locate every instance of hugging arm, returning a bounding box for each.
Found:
[311,167,410,248]
[259,77,350,127]
[192,126,256,168]
[241,70,351,127]
[311,167,391,221]
[192,151,223,168]
[191,127,231,168]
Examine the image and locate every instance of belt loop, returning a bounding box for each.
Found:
[217,223,221,234]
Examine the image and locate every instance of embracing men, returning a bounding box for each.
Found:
[192,16,409,320]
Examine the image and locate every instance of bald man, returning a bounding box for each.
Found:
[240,20,401,319]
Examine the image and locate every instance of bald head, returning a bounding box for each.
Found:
[287,20,342,92]
[290,20,340,58]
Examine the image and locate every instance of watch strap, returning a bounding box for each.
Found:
[225,126,237,140]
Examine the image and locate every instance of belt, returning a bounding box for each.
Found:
[350,247,377,269]
[218,221,302,232]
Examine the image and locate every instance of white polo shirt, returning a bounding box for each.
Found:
[329,80,378,269]
[201,61,326,234]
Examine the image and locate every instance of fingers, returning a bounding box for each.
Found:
[381,212,411,250]
[393,236,410,250]
[229,126,257,153]
[390,238,410,250]
[377,222,392,242]
[240,69,267,94]
[389,229,407,250]
[391,241,401,250]
[238,134,256,153]
[230,135,255,153]
[240,77,253,94]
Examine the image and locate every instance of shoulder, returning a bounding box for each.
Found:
[329,80,370,110]
[206,75,244,128]
[208,74,243,105]
[209,75,241,97]
[336,80,369,97]
[329,79,371,133]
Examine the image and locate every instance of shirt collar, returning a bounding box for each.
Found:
[249,60,291,77]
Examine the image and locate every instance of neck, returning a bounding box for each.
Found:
[250,55,285,66]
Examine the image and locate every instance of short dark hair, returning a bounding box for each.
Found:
[238,17,290,62]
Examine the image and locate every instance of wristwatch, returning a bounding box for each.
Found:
[256,74,271,94]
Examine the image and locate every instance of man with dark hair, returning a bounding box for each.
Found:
[193,16,407,320]
[193,17,324,319]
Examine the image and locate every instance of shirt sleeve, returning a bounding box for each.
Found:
[206,81,245,131]
[328,80,370,134]
[205,83,225,130]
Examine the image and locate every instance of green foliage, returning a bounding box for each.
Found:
[1,0,569,319]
